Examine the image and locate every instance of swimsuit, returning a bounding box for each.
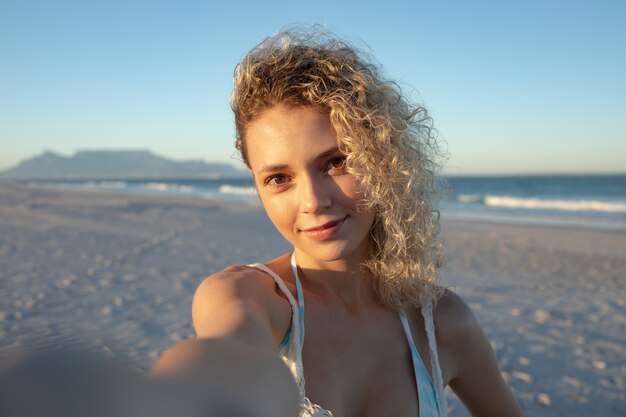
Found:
[249,254,448,417]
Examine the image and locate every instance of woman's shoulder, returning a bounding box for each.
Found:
[192,256,294,340]
[193,262,286,310]
[196,253,293,297]
[431,288,483,344]
[429,287,490,382]
[432,287,473,323]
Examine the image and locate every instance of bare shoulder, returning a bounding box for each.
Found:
[192,264,291,339]
[193,265,280,309]
[432,287,482,343]
[430,288,486,383]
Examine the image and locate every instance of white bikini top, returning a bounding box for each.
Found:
[249,254,448,417]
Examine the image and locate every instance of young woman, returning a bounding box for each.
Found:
[152,30,523,417]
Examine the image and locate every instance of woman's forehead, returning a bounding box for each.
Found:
[247,104,330,133]
[245,105,340,169]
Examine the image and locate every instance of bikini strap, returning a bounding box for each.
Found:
[290,253,305,346]
[247,260,306,394]
[421,297,448,416]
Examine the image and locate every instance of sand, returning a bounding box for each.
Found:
[0,182,624,416]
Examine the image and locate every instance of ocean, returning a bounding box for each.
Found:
[440,175,626,231]
[16,174,626,232]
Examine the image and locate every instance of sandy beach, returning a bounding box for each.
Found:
[0,182,624,416]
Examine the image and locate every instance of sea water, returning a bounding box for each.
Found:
[23,177,260,204]
[18,175,626,232]
[442,175,626,231]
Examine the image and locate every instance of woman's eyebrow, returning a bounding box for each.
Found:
[257,164,289,175]
[256,147,342,175]
[315,146,341,161]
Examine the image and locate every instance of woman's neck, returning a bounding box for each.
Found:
[292,249,379,310]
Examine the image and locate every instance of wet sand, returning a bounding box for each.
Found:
[0,182,624,416]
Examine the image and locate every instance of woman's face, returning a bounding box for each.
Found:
[245,104,375,267]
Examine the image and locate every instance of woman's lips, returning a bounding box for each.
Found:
[301,217,347,241]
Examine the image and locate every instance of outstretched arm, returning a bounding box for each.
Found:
[0,270,297,417]
[150,269,299,417]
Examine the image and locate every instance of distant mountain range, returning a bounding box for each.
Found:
[0,150,247,179]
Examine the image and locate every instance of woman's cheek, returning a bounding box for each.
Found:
[337,176,360,206]
[264,195,294,232]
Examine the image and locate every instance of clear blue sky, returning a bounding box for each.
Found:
[1,0,625,175]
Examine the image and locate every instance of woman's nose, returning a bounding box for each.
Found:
[299,176,332,214]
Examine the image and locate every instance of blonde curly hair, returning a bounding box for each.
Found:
[231,28,445,309]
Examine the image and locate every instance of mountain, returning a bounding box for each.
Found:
[0,150,247,179]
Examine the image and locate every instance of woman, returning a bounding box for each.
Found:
[153,29,523,417]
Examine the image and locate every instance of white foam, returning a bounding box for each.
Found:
[144,182,170,191]
[140,182,196,193]
[98,181,127,188]
[218,185,257,196]
[484,196,626,213]
[457,194,483,203]
[178,185,195,193]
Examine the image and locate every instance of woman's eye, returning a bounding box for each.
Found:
[264,175,289,187]
[326,156,347,172]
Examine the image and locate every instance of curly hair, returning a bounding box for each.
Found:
[231,28,445,310]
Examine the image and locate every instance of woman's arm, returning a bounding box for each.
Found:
[150,268,299,417]
[0,269,297,417]
[436,290,523,417]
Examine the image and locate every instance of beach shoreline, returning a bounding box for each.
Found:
[0,183,624,416]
